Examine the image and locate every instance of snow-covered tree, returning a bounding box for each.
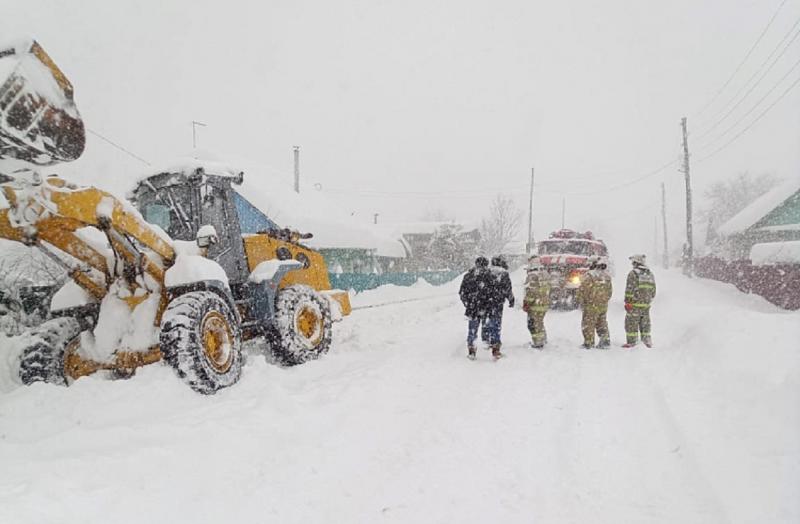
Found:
[479,194,522,255]
[426,223,472,270]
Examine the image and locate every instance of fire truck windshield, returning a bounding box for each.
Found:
[538,240,592,255]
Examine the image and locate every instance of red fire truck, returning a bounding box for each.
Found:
[537,229,610,309]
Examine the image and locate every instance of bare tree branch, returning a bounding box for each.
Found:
[479,194,522,255]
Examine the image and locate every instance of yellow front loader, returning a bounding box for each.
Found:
[0,40,350,394]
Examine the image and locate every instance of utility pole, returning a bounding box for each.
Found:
[654,216,659,263]
[527,167,534,254]
[293,145,300,193]
[661,182,669,269]
[680,117,693,276]
[192,121,206,149]
[561,197,566,229]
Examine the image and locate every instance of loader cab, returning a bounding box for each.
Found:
[132,167,251,284]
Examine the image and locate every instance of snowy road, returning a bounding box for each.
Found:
[0,270,798,523]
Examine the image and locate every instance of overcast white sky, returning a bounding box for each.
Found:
[3,0,799,258]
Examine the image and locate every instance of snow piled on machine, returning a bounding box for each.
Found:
[136,157,406,258]
[90,286,161,362]
[164,255,229,289]
[249,259,303,283]
[0,38,32,85]
[50,280,93,310]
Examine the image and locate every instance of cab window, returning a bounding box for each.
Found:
[233,192,279,234]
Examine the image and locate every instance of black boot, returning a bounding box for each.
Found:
[491,343,504,359]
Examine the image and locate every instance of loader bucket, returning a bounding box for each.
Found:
[0,39,85,165]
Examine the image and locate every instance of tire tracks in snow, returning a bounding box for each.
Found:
[331,279,734,521]
[549,344,585,523]
[634,357,732,523]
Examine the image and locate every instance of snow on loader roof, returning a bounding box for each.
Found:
[135,157,407,258]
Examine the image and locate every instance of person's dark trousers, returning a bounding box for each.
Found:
[467,317,482,346]
[484,314,503,345]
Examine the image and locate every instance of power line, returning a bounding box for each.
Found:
[86,128,151,166]
[596,199,659,222]
[693,0,791,119]
[533,169,648,187]
[556,158,680,196]
[327,155,683,200]
[696,54,800,152]
[697,73,800,163]
[325,185,528,196]
[693,18,800,140]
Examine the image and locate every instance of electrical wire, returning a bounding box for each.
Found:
[695,54,800,152]
[556,158,680,196]
[696,73,800,163]
[86,128,151,166]
[693,18,800,140]
[324,185,528,197]
[693,0,791,119]
[327,154,683,200]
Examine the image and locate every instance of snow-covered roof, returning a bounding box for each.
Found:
[718,176,800,236]
[376,221,480,239]
[135,157,406,258]
[146,157,244,180]
[378,221,463,236]
[750,240,800,265]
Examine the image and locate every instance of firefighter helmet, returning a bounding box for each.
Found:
[629,254,647,266]
[527,255,542,271]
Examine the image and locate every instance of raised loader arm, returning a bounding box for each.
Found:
[1,39,174,301]
[0,38,85,165]
[0,176,175,300]
[0,39,181,384]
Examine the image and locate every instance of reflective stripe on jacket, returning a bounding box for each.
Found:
[524,271,550,313]
[625,266,656,306]
[578,269,612,312]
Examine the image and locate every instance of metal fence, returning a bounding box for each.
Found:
[694,256,800,310]
[329,271,462,293]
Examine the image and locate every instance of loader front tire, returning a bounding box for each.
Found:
[269,285,332,366]
[160,291,243,394]
[18,317,83,386]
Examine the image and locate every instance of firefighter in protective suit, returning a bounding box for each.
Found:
[576,255,612,349]
[523,256,550,349]
[623,254,657,348]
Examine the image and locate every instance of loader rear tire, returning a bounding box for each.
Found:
[160,291,243,395]
[269,285,332,366]
[18,317,83,386]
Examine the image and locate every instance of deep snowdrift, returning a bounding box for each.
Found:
[0,270,797,523]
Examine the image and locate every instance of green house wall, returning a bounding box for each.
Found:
[755,191,800,229]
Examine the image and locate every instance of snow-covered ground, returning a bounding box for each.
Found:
[0,269,798,523]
